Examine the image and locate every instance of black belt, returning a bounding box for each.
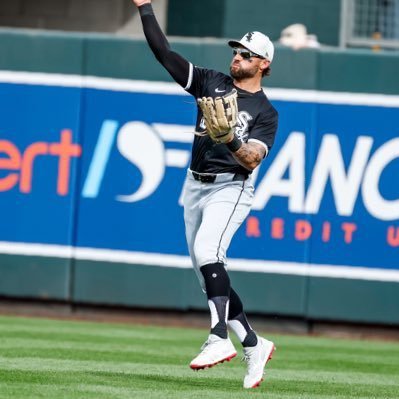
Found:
[191,171,247,183]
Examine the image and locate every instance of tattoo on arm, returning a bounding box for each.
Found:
[232,142,266,171]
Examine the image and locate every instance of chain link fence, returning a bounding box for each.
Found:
[340,0,399,49]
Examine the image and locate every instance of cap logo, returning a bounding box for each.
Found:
[245,32,254,42]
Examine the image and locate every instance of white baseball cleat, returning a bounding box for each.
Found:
[190,334,237,370]
[242,337,276,389]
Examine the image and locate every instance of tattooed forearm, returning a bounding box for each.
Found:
[232,142,266,171]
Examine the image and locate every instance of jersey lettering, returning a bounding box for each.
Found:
[235,111,253,142]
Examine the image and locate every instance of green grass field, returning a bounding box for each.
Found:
[0,315,398,399]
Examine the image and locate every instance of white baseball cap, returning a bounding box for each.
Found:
[228,31,274,62]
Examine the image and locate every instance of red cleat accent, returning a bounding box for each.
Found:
[190,352,237,370]
[248,345,276,389]
[268,345,276,360]
[251,378,264,388]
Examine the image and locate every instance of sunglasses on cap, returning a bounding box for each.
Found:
[232,47,264,60]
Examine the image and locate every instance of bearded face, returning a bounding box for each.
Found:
[229,61,259,80]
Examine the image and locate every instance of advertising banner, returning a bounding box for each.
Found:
[0,75,398,278]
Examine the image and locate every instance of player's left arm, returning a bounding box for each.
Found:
[229,141,266,171]
[228,109,277,171]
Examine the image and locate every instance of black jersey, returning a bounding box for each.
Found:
[138,4,278,175]
[186,67,278,174]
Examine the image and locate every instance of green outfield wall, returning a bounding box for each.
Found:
[167,0,341,46]
[2,28,398,93]
[0,28,398,327]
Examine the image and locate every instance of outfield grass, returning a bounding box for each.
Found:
[0,315,398,398]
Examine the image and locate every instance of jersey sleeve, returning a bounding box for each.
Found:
[248,108,278,157]
[139,4,227,98]
[139,4,191,89]
[184,66,225,98]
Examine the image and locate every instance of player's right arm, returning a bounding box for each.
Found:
[132,0,192,89]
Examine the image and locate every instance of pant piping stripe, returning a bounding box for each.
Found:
[215,181,246,263]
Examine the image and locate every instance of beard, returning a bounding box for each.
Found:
[230,62,258,80]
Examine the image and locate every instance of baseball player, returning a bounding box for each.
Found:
[132,0,278,389]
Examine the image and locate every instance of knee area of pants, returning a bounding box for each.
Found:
[193,243,219,267]
[196,256,219,268]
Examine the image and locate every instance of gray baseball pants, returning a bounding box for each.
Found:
[182,169,254,291]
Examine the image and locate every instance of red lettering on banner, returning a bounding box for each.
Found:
[322,221,331,242]
[0,130,81,195]
[295,220,312,241]
[387,226,399,247]
[246,217,366,246]
[20,142,49,193]
[271,218,284,239]
[246,216,261,237]
[0,141,21,191]
[341,222,357,243]
[49,129,82,195]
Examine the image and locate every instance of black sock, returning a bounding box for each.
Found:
[228,287,258,347]
[208,296,229,338]
[201,263,230,339]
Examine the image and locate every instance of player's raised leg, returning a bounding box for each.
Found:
[189,262,237,369]
[228,287,276,388]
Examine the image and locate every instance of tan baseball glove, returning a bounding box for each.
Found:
[197,89,238,143]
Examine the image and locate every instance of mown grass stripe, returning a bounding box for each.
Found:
[0,315,398,399]
[0,356,398,386]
